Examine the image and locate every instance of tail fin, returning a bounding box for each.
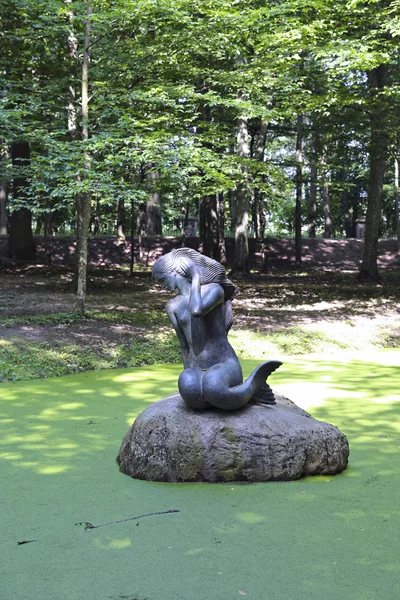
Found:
[249,360,282,405]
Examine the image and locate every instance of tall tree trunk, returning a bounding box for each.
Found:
[359,64,388,282]
[145,168,162,235]
[130,198,135,275]
[0,143,8,235]
[253,120,268,241]
[93,198,100,235]
[43,209,52,265]
[117,198,126,241]
[351,178,361,237]
[75,0,92,314]
[395,157,399,249]
[181,199,190,247]
[321,138,332,238]
[66,0,78,141]
[9,142,35,261]
[137,203,146,264]
[229,190,236,235]
[308,131,317,238]
[234,116,251,272]
[217,192,226,264]
[199,195,219,259]
[340,168,352,238]
[295,114,303,266]
[0,180,7,235]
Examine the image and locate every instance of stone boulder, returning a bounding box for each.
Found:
[117,392,349,482]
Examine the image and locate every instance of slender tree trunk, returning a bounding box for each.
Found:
[395,158,399,249]
[359,64,388,282]
[295,114,303,266]
[229,190,236,235]
[217,193,226,264]
[93,198,100,234]
[253,120,268,241]
[117,198,126,241]
[75,0,92,314]
[145,168,162,235]
[9,142,35,261]
[340,168,352,238]
[199,195,219,259]
[130,198,135,275]
[321,138,332,238]
[308,131,317,238]
[351,178,361,237]
[234,116,251,272]
[137,203,146,264]
[0,143,8,235]
[0,180,7,235]
[181,199,190,247]
[43,209,52,265]
[66,0,78,140]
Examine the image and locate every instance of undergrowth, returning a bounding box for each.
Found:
[0,330,180,382]
[1,309,168,328]
[0,324,350,383]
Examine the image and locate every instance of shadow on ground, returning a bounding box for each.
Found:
[1,354,400,600]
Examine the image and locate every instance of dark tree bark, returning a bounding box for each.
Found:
[9,142,35,261]
[234,116,252,273]
[43,210,52,265]
[340,169,352,238]
[395,157,399,249]
[351,178,361,237]
[75,0,92,314]
[308,131,318,238]
[130,198,135,275]
[117,198,126,240]
[199,195,219,259]
[295,114,303,266]
[145,168,162,235]
[252,120,268,241]
[0,179,7,235]
[217,192,226,264]
[181,199,190,247]
[229,190,236,234]
[0,145,8,235]
[137,203,146,264]
[93,198,100,235]
[359,64,389,282]
[321,138,332,238]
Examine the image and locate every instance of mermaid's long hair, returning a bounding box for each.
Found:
[152,248,235,332]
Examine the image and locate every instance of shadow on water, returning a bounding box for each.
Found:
[0,365,180,476]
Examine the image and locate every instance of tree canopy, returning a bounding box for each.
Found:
[1,0,399,285]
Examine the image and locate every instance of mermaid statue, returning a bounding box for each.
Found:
[152,248,282,411]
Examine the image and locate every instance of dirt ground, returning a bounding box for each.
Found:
[1,261,400,355]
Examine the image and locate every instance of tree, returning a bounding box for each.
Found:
[75,0,93,314]
[359,65,389,281]
[0,145,8,235]
[234,115,252,272]
[295,114,303,266]
[9,142,35,261]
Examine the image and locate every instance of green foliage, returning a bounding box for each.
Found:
[1,0,400,240]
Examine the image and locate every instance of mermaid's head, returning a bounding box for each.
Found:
[152,248,235,301]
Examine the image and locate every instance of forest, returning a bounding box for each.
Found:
[1,0,400,305]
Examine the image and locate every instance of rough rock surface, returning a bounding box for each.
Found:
[117,392,349,482]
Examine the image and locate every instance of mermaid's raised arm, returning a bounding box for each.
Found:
[189,270,224,317]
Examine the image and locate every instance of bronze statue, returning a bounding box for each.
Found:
[152,248,281,410]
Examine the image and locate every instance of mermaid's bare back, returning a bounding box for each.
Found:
[169,295,281,411]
